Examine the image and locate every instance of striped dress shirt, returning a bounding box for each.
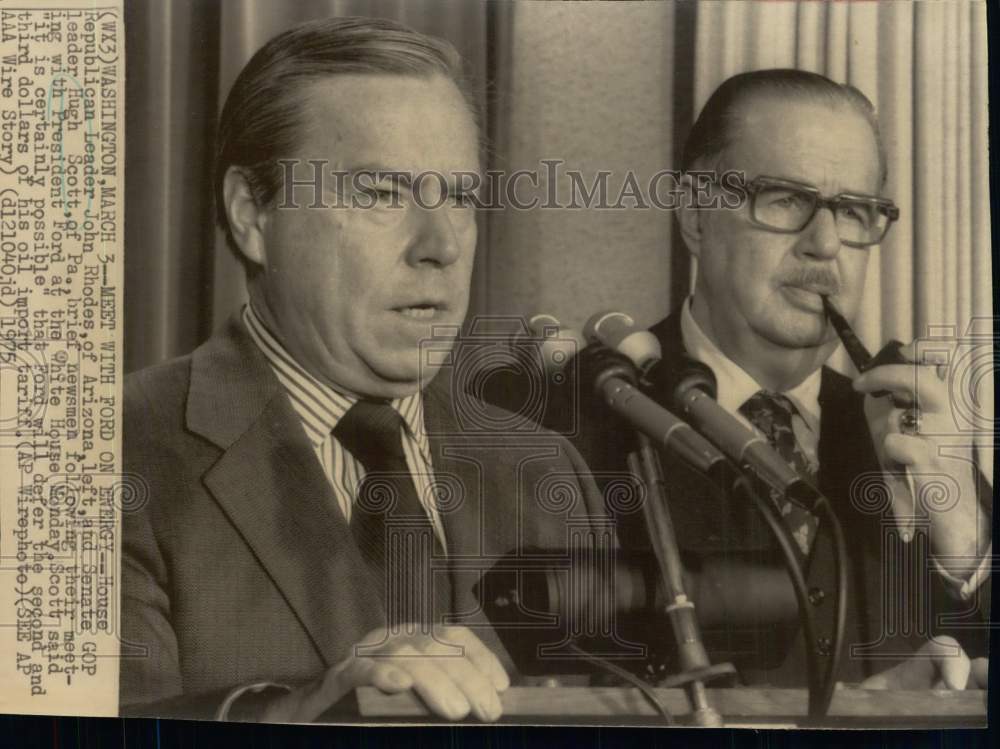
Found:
[243,304,447,549]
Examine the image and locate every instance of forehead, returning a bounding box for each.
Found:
[293,73,481,173]
[723,96,881,195]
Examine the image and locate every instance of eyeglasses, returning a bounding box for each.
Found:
[731,175,900,248]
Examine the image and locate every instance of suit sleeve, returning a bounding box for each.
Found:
[121,498,184,706]
[120,374,264,719]
[122,523,251,719]
[930,463,992,659]
[120,374,185,709]
[970,464,992,619]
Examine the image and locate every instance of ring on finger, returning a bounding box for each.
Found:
[899,407,922,436]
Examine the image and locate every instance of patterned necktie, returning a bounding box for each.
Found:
[739,391,820,557]
[333,400,450,629]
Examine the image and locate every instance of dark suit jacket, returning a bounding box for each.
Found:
[562,309,990,686]
[121,316,607,718]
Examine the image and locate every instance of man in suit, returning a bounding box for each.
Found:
[572,69,990,689]
[121,17,605,722]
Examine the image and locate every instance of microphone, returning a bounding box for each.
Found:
[583,310,661,371]
[526,314,730,480]
[587,312,821,511]
[534,319,741,707]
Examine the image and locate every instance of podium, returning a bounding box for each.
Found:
[353,686,987,728]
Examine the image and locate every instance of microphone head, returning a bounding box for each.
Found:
[505,313,561,349]
[527,313,562,339]
[525,313,586,375]
[583,310,661,372]
[582,310,634,347]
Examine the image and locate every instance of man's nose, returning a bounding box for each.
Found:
[407,203,465,267]
[796,206,842,259]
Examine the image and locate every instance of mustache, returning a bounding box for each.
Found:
[779,267,841,295]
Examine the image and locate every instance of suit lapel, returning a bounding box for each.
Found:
[422,379,486,595]
[817,367,881,509]
[422,376,524,562]
[422,378,519,669]
[187,317,383,666]
[649,309,686,374]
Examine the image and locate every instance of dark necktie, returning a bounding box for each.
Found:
[333,399,450,629]
[739,391,820,557]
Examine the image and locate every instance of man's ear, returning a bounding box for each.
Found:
[676,173,703,259]
[223,166,270,267]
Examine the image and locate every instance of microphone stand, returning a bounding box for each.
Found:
[581,346,733,725]
[625,428,844,722]
[581,343,845,721]
[626,434,732,726]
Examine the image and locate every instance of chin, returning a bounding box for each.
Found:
[759,317,828,349]
[365,355,436,397]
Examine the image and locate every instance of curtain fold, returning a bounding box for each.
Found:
[970,3,991,322]
[124,0,220,373]
[877,2,914,342]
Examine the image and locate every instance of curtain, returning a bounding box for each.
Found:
[124,0,221,373]
[691,0,993,477]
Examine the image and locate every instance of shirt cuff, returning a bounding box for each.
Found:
[215,681,293,721]
[931,544,993,602]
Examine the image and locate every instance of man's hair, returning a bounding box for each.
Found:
[682,68,887,187]
[214,16,472,258]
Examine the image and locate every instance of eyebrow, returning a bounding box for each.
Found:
[758,175,886,200]
[345,166,414,187]
[343,166,483,192]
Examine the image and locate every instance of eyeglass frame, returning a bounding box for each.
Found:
[726,174,901,248]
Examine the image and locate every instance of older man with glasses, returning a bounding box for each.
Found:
[574,69,990,692]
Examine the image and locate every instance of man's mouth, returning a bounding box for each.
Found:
[781,284,834,313]
[785,282,839,297]
[393,303,446,320]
